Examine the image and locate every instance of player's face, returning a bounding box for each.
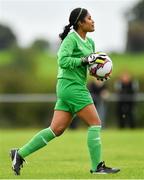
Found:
[79,13,95,32]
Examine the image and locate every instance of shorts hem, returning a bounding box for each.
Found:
[54,108,73,115]
[74,102,94,114]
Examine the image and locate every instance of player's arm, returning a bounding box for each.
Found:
[58,36,106,69]
[57,37,82,70]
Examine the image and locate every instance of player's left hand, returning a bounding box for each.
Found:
[93,52,107,65]
[95,52,107,63]
[81,52,107,65]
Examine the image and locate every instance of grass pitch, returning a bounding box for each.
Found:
[0,128,144,179]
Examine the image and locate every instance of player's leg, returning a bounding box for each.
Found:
[77,104,120,174]
[77,104,101,171]
[18,110,72,158]
[50,110,72,136]
[10,110,72,175]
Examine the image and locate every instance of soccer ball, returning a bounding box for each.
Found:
[88,55,113,80]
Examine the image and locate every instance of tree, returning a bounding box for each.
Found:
[0,24,17,50]
[31,39,50,51]
[131,0,144,21]
[126,0,144,52]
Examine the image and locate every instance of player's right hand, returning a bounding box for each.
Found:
[97,75,111,81]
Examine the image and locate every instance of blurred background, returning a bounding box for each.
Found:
[0,0,144,129]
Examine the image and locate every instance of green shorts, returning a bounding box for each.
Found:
[54,79,93,116]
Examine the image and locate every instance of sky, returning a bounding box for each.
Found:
[0,0,139,52]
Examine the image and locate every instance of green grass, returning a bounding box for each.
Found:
[0,129,144,179]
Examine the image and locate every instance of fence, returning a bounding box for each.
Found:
[0,93,144,128]
[0,93,144,102]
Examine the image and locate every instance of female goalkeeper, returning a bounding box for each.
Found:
[10,7,120,175]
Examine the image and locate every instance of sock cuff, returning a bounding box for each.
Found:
[88,125,101,131]
[48,127,56,137]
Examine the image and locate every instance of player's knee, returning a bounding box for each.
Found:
[51,126,65,136]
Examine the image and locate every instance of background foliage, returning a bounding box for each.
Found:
[0,0,144,128]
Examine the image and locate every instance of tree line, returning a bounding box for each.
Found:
[0,0,144,127]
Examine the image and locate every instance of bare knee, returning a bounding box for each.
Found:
[50,125,65,136]
[50,111,72,136]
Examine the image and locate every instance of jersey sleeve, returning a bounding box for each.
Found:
[57,36,82,70]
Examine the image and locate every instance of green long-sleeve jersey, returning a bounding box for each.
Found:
[57,31,95,86]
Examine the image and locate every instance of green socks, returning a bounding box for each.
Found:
[18,127,56,158]
[18,125,101,171]
[87,125,102,171]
